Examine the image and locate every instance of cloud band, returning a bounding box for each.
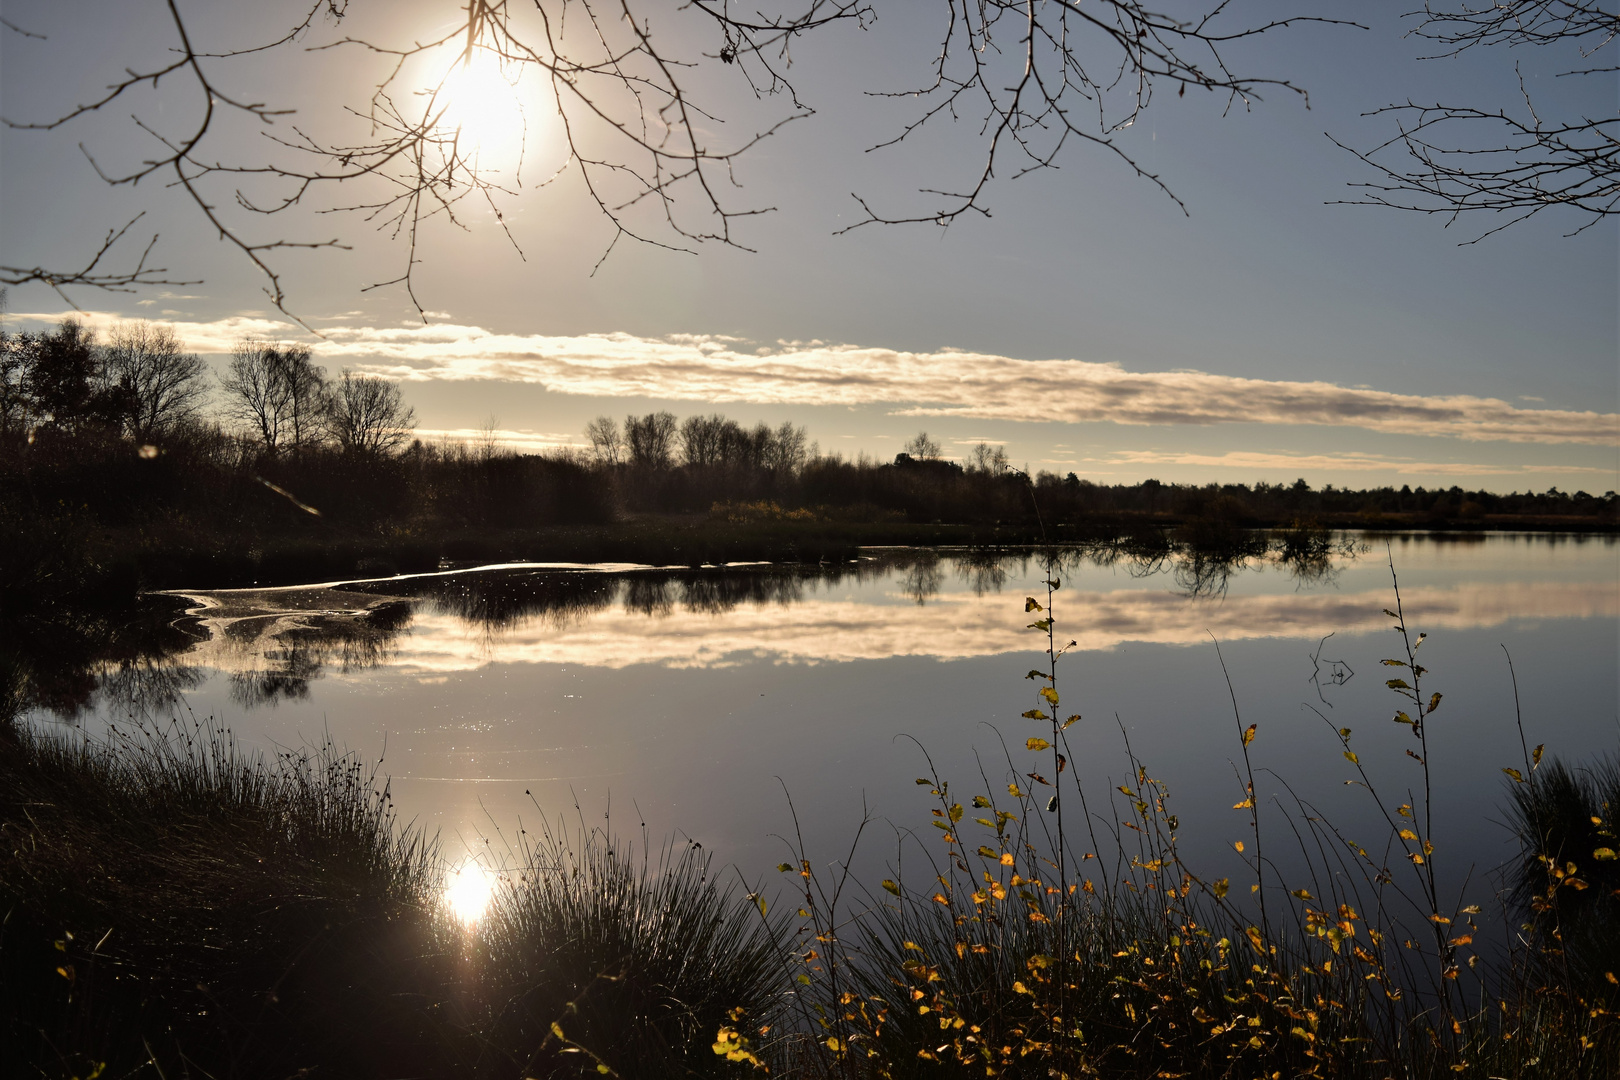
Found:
[15,313,1617,445]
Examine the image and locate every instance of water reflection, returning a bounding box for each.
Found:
[11,533,1617,721]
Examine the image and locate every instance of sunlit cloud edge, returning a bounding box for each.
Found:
[12,312,1617,448]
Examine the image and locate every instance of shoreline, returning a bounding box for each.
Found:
[98,512,1618,592]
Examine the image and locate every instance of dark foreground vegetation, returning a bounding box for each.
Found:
[3,568,1615,1078]
[0,715,784,1079]
[3,317,1615,599]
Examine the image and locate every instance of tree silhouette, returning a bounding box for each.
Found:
[1337,1,1617,239]
[0,1,1345,321]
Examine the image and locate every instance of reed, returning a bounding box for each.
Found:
[0,715,783,1079]
[749,551,1618,1079]
[3,550,1614,1078]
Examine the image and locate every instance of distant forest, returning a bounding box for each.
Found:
[2,316,1615,584]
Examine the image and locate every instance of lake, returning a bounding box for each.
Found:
[27,532,1620,907]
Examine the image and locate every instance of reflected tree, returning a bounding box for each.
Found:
[897,553,944,606]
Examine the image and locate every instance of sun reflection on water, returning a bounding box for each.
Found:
[444,860,497,927]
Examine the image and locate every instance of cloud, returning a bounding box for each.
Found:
[1097,450,1619,478]
[415,427,585,454]
[174,578,1618,674]
[12,312,1617,445]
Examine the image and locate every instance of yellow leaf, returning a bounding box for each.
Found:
[883,879,901,896]
[1399,829,1418,841]
[1212,878,1230,899]
[1344,750,1359,765]
[551,1022,566,1040]
[1233,798,1254,810]
[1027,737,1051,752]
[1063,714,1081,730]
[1039,687,1059,705]
[1233,841,1245,853]
[1242,724,1257,746]
[1503,767,1525,783]
[1428,692,1442,713]
[1000,852,1015,866]
[1025,597,1043,612]
[1594,848,1618,861]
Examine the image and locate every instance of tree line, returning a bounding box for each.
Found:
[2,317,415,457]
[1,314,1612,573]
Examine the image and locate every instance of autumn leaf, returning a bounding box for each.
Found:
[1027,737,1051,752]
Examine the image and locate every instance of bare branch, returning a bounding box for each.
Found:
[1340,5,1617,239]
[5,1,1342,316]
[0,214,200,307]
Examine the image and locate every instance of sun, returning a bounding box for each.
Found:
[437,48,531,175]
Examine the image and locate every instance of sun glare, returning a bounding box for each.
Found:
[444,860,497,927]
[437,49,531,175]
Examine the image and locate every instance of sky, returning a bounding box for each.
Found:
[2,0,1616,492]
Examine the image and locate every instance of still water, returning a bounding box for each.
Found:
[36,533,1620,900]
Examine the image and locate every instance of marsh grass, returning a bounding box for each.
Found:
[5,542,1615,1079]
[0,716,783,1079]
[469,818,791,1078]
[747,549,1618,1079]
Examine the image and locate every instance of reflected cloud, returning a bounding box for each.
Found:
[377,580,1619,672]
[31,545,1614,712]
[175,589,414,706]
